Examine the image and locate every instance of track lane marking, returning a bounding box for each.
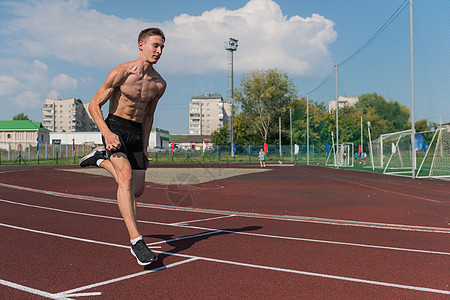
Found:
[310,169,446,204]
[0,279,64,300]
[169,214,236,225]
[1,182,449,233]
[56,258,199,298]
[1,199,449,256]
[1,223,449,296]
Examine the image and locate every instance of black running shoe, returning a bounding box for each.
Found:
[131,240,158,266]
[79,147,106,168]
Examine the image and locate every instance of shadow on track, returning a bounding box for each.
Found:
[143,226,262,270]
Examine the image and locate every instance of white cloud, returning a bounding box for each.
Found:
[0,75,21,95]
[0,58,49,95]
[0,58,82,112]
[3,0,143,66]
[2,0,336,76]
[51,73,78,90]
[0,0,337,122]
[47,90,60,100]
[164,0,336,76]
[13,91,43,109]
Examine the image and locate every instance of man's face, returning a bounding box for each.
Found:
[139,35,165,64]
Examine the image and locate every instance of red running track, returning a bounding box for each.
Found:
[0,164,449,299]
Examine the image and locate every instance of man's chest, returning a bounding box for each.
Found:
[120,76,162,102]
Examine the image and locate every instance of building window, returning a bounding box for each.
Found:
[7,134,11,139]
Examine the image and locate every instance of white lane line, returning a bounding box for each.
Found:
[56,258,199,298]
[0,222,129,249]
[184,225,450,256]
[148,230,224,246]
[0,279,64,300]
[1,198,449,256]
[159,251,450,295]
[1,182,449,233]
[62,292,102,298]
[169,214,236,225]
[323,174,446,204]
[2,223,449,296]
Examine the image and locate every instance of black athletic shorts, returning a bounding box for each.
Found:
[103,114,146,170]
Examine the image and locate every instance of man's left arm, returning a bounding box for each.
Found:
[142,84,166,166]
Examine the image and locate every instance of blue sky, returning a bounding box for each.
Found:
[1,0,448,134]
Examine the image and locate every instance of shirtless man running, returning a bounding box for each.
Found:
[79,28,166,266]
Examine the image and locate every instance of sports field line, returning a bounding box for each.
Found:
[1,198,449,257]
[310,168,446,204]
[0,279,64,300]
[168,214,237,225]
[0,258,197,300]
[55,258,199,298]
[1,222,449,296]
[1,182,449,233]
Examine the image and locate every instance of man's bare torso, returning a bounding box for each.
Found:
[109,61,166,123]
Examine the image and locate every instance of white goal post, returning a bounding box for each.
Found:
[368,126,449,179]
[325,132,354,167]
[416,125,450,180]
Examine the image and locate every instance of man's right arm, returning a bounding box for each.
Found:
[88,67,127,151]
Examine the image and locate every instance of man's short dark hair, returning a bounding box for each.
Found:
[138,28,165,43]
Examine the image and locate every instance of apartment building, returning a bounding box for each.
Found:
[189,92,232,135]
[328,96,359,113]
[42,98,98,132]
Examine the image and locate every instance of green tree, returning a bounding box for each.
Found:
[234,114,261,145]
[355,93,409,133]
[13,113,29,120]
[234,69,298,143]
[210,124,229,146]
[291,98,334,151]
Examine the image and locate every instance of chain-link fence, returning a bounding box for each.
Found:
[0,143,329,165]
[149,144,326,164]
[0,143,97,165]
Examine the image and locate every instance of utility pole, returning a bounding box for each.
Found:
[335,64,339,169]
[307,93,310,165]
[409,0,416,178]
[225,38,238,157]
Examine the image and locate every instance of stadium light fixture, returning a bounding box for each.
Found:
[225,38,238,156]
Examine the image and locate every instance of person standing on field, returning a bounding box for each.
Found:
[259,148,266,168]
[79,28,166,266]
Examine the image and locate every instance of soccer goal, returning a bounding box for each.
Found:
[369,128,445,178]
[416,126,450,180]
[370,129,413,174]
[325,133,354,168]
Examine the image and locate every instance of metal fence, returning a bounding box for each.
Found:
[0,143,329,165]
[0,143,96,165]
[149,144,327,164]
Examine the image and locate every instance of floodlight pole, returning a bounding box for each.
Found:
[361,116,363,155]
[307,93,310,165]
[225,38,238,157]
[335,64,339,169]
[409,0,416,178]
[290,108,293,164]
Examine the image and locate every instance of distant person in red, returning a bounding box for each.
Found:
[79,28,166,266]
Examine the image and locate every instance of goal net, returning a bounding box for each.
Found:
[325,142,354,167]
[370,129,436,176]
[370,129,413,174]
[416,126,450,180]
